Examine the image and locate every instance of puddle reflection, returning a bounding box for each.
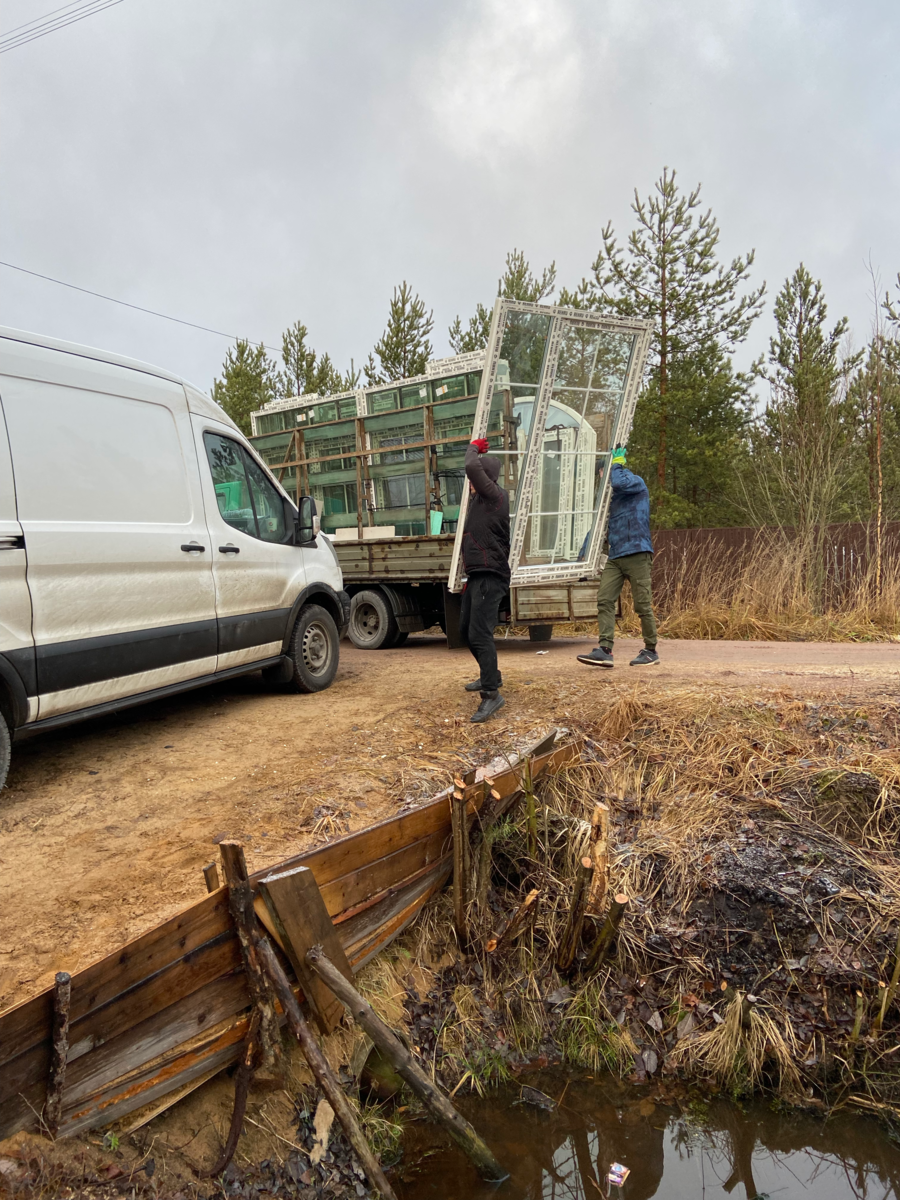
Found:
[395,1075,900,1199]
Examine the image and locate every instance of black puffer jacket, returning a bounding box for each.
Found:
[462,444,511,582]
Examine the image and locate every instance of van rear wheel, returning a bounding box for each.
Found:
[287,604,340,693]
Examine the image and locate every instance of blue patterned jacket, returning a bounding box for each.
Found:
[607,464,653,559]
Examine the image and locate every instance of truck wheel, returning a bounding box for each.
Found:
[287,604,340,692]
[349,590,399,650]
[528,624,554,642]
[0,713,9,790]
[392,631,409,647]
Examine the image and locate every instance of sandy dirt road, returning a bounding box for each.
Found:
[1,632,898,1011]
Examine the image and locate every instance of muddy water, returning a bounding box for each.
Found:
[394,1073,900,1199]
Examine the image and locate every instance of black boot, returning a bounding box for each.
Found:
[471,690,505,723]
[464,673,502,692]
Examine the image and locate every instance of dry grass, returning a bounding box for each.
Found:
[407,685,900,1110]
[636,534,900,642]
[508,533,900,643]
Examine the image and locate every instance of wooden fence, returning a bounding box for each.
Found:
[650,522,900,606]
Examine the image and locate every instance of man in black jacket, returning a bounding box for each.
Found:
[459,438,510,723]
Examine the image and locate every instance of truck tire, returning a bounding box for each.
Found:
[0,713,9,791]
[349,590,399,650]
[528,624,554,642]
[286,604,340,692]
[393,631,409,646]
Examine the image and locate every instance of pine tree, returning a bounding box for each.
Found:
[365,282,434,384]
[563,168,765,512]
[211,339,278,435]
[278,321,347,398]
[448,249,557,354]
[745,265,858,607]
[628,344,751,527]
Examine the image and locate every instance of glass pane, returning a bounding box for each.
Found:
[203,433,257,537]
[499,310,552,385]
[432,374,467,400]
[516,404,601,568]
[305,421,357,474]
[554,325,602,390]
[313,481,359,534]
[365,410,424,466]
[401,383,430,408]
[368,389,399,414]
[242,451,288,542]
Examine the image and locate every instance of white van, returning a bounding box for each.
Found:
[0,327,350,789]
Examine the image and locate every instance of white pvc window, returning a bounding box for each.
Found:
[449,300,652,591]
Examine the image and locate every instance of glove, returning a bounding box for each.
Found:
[471,438,490,454]
[611,445,627,466]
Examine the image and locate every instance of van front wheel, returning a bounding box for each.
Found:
[287,605,340,693]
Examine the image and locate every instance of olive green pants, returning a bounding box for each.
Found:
[597,551,657,650]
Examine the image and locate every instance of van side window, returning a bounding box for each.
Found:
[204,434,257,537]
[242,451,288,543]
[203,433,287,543]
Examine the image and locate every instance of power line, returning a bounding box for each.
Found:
[0,0,126,54]
[0,259,270,347]
[1,0,95,37]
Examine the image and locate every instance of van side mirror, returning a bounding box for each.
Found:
[296,495,319,545]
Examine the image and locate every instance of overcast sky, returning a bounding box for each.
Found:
[2,0,898,396]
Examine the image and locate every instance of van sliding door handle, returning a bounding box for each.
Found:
[180,543,206,553]
[218,545,240,555]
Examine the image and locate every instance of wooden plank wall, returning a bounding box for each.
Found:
[0,739,580,1141]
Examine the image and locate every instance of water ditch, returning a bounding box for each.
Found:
[392,1070,900,1199]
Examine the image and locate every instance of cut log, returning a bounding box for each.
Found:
[256,938,397,1200]
[556,858,594,973]
[45,972,71,1137]
[451,791,470,944]
[258,865,352,1034]
[584,803,610,916]
[585,893,628,974]
[306,946,508,1183]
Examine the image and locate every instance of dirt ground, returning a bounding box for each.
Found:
[1,632,898,1014]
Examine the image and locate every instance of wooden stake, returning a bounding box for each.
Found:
[585,893,629,974]
[218,842,280,1066]
[488,888,540,954]
[556,857,594,974]
[256,938,397,1200]
[451,791,469,945]
[306,946,508,1183]
[584,803,610,916]
[206,1011,261,1179]
[45,971,71,1137]
[202,862,220,893]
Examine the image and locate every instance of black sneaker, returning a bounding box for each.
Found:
[471,691,505,723]
[576,647,614,668]
[630,648,660,666]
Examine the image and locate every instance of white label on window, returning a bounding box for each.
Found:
[436,385,448,396]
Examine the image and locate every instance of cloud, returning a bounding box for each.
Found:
[425,0,585,162]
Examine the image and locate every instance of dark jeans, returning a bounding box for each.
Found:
[597,551,658,650]
[459,572,506,693]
